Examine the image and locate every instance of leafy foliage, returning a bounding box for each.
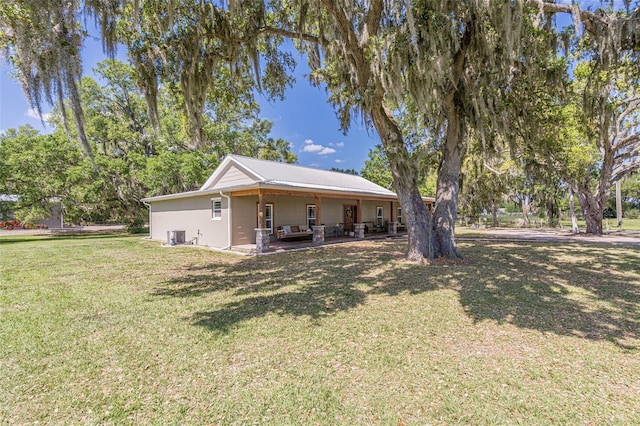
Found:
[1,59,296,225]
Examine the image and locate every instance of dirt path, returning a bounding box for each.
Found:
[460,227,640,246]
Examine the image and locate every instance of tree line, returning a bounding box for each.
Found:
[0,59,296,227]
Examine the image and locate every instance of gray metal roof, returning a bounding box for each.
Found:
[226,155,396,196]
[143,154,430,203]
[0,194,19,202]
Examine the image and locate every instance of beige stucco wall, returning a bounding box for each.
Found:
[149,195,229,248]
[230,196,258,245]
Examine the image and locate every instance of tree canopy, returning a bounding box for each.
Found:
[3,1,640,257]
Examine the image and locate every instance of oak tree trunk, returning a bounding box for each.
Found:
[432,90,465,258]
[370,100,433,261]
[576,183,604,234]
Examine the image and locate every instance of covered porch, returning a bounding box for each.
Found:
[230,186,418,253]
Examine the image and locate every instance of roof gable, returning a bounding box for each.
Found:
[200,156,262,190]
[223,155,395,196]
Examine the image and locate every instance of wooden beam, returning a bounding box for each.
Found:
[231,187,397,202]
[356,199,362,223]
[231,188,260,197]
[390,201,394,222]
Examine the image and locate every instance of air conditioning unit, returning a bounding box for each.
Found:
[167,230,186,245]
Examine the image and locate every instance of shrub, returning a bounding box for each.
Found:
[625,208,640,219]
[126,218,147,234]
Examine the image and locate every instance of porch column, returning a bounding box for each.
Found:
[356,199,362,223]
[354,223,365,239]
[390,201,394,222]
[388,221,398,235]
[312,225,325,244]
[315,195,322,227]
[255,228,271,253]
[258,190,266,228]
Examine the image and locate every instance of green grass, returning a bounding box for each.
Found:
[1,234,639,424]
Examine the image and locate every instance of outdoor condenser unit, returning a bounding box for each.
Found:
[167,230,186,245]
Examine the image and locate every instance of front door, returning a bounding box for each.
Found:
[344,205,357,232]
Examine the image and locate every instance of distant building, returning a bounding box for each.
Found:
[0,194,64,228]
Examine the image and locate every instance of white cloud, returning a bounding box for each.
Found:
[302,138,336,155]
[334,159,345,163]
[330,141,345,148]
[26,108,51,122]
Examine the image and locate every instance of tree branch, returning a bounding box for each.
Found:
[612,157,640,182]
[525,0,610,35]
[361,0,383,48]
[617,133,640,151]
[483,161,507,176]
[256,26,320,45]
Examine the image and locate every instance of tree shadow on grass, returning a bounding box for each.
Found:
[153,242,442,334]
[456,242,640,350]
[151,240,640,348]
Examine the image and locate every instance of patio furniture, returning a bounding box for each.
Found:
[276,225,313,241]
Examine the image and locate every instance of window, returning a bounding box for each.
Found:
[264,203,274,234]
[376,206,384,226]
[212,198,222,220]
[397,207,402,224]
[307,204,316,229]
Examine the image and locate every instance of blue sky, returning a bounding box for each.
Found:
[0,31,379,172]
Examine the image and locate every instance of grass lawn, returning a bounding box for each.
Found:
[1,234,639,424]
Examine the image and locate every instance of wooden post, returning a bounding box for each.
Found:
[356,199,362,223]
[390,201,394,222]
[315,195,322,225]
[258,190,266,228]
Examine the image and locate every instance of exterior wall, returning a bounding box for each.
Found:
[319,198,347,225]
[231,196,258,245]
[149,195,229,248]
[270,195,309,228]
[213,165,255,188]
[360,200,395,224]
[39,205,64,228]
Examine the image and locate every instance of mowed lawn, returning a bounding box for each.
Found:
[1,234,639,424]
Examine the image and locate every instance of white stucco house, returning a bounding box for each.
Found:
[141,155,434,252]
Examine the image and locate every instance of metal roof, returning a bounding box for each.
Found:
[142,154,435,203]
[0,194,19,202]
[223,155,396,196]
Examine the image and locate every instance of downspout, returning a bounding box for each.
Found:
[220,191,232,250]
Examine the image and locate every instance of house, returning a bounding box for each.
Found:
[0,194,64,228]
[141,155,434,252]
